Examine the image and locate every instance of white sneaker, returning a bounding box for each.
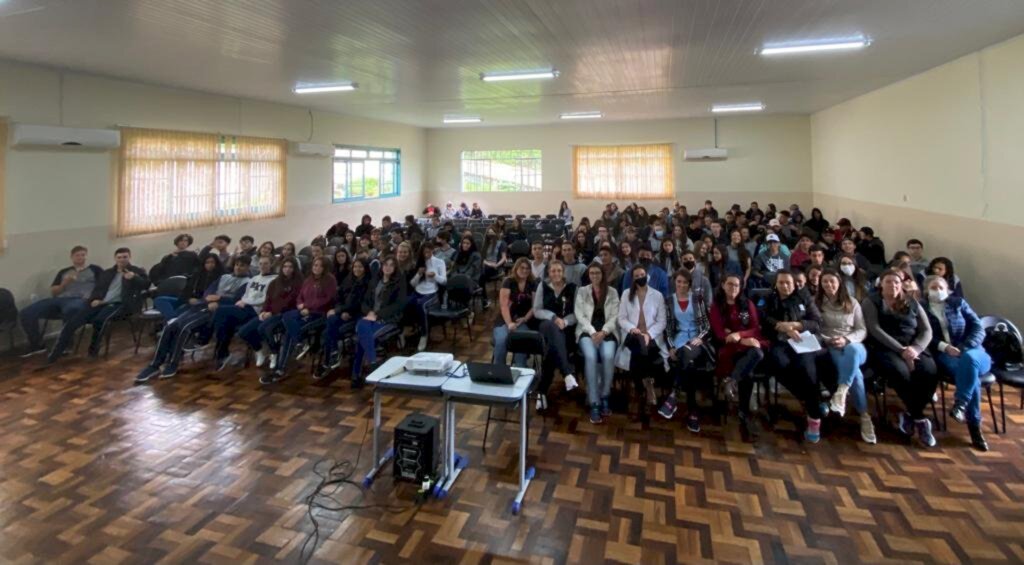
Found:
[535,393,548,411]
[296,343,311,360]
[830,384,849,417]
[269,354,277,370]
[564,374,578,391]
[860,414,877,444]
[255,349,268,368]
[417,336,428,352]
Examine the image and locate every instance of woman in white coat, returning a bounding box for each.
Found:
[576,263,621,424]
[617,264,668,408]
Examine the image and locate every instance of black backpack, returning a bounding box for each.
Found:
[983,323,1023,370]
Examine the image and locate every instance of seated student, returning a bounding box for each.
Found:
[657,269,712,432]
[492,258,538,368]
[167,255,224,321]
[302,243,327,276]
[425,216,443,240]
[276,242,301,273]
[212,256,277,370]
[333,248,352,283]
[752,234,788,286]
[150,233,200,285]
[680,250,713,300]
[200,234,232,266]
[228,235,256,269]
[617,264,668,409]
[927,257,963,299]
[806,264,823,297]
[658,238,682,275]
[354,214,375,239]
[762,270,827,442]
[837,254,871,302]
[451,236,482,289]
[819,230,841,262]
[267,257,337,382]
[240,257,301,373]
[254,241,277,273]
[134,256,249,382]
[862,270,939,447]
[620,243,669,297]
[789,235,813,268]
[470,202,484,219]
[316,258,372,378]
[528,241,547,281]
[410,241,447,351]
[708,274,767,438]
[804,208,830,238]
[534,260,579,410]
[434,233,457,268]
[839,237,872,273]
[816,269,874,443]
[326,220,350,239]
[906,239,929,278]
[572,230,594,266]
[922,275,990,451]
[707,244,742,291]
[20,246,104,357]
[47,248,150,364]
[558,242,587,287]
[856,227,886,270]
[807,244,828,271]
[576,263,620,424]
[350,256,407,388]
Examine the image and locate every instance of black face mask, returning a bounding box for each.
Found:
[639,257,652,268]
[683,260,696,270]
[635,276,648,288]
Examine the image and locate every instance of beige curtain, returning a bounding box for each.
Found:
[572,143,675,200]
[0,120,6,251]
[117,127,286,237]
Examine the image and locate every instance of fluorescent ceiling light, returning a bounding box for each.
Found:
[293,82,357,94]
[760,39,870,56]
[711,103,765,113]
[559,111,603,120]
[443,115,482,124]
[481,69,559,82]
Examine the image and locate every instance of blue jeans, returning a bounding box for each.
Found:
[828,343,868,415]
[50,302,124,360]
[322,313,358,364]
[154,296,181,320]
[580,335,617,406]
[352,319,393,379]
[936,347,991,425]
[19,296,89,349]
[275,310,325,371]
[213,305,257,360]
[492,324,527,367]
[409,291,437,335]
[238,314,284,352]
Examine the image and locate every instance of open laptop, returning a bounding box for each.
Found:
[466,362,517,385]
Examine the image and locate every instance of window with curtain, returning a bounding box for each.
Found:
[117,127,287,237]
[0,120,6,251]
[333,146,400,203]
[461,149,542,192]
[572,143,675,199]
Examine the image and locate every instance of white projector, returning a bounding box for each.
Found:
[404,352,455,375]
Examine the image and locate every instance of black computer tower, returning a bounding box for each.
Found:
[393,413,440,484]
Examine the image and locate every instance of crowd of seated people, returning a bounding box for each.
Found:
[17,198,1018,453]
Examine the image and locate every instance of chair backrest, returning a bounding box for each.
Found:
[508,329,545,355]
[154,276,189,298]
[328,237,345,248]
[508,240,531,260]
[545,214,557,220]
[298,246,313,257]
[0,288,17,327]
[981,315,1022,343]
[529,214,541,219]
[445,275,474,307]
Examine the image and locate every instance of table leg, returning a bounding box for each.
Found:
[363,389,392,486]
[440,398,464,497]
[511,395,534,515]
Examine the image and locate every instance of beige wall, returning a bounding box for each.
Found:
[812,33,1024,323]
[425,115,813,220]
[0,60,426,304]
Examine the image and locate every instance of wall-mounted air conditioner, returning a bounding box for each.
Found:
[10,123,121,149]
[290,142,334,158]
[683,147,728,161]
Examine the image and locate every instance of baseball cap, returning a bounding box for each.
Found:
[766,234,781,243]
[768,219,781,227]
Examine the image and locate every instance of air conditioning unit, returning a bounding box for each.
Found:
[683,147,728,161]
[289,142,334,158]
[10,123,121,149]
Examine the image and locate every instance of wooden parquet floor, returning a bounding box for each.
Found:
[2,311,1024,565]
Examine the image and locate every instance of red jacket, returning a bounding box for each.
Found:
[263,277,302,314]
[298,274,337,314]
[709,300,769,377]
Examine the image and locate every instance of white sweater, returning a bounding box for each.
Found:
[410,256,447,295]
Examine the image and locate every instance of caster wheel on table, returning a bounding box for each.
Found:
[511,501,522,515]
[454,454,468,469]
[362,476,374,488]
[525,467,536,480]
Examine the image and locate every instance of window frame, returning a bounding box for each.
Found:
[332,144,401,204]
[459,149,543,193]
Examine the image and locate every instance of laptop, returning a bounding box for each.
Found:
[466,362,517,385]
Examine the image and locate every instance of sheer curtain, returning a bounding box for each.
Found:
[117,127,286,237]
[572,143,675,199]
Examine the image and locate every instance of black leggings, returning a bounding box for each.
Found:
[625,333,662,380]
[873,348,939,419]
[537,320,575,393]
[722,347,765,416]
[769,346,829,419]
[671,345,708,412]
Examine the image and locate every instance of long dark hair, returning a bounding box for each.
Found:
[628,264,648,304]
[714,274,749,319]
[929,256,956,286]
[455,236,477,265]
[587,263,609,300]
[195,254,224,293]
[273,257,303,290]
[658,239,681,272]
[816,268,854,314]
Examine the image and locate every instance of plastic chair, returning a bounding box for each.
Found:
[426,275,474,346]
[134,276,189,353]
[0,289,17,351]
[981,315,1024,433]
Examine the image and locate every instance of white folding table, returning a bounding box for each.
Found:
[362,356,456,491]
[439,367,536,514]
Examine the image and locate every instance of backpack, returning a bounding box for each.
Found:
[983,323,1023,370]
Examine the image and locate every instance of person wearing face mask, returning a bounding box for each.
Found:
[658,269,713,432]
[617,265,669,410]
[921,275,991,451]
[680,250,713,301]
[762,270,827,443]
[837,254,870,302]
[648,220,668,251]
[620,243,669,296]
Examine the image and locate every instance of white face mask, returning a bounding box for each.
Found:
[928,289,949,303]
[840,264,855,276]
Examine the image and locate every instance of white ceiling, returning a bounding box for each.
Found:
[1,0,1024,128]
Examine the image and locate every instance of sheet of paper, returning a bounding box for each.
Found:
[788,331,822,354]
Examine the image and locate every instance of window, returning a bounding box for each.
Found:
[333,146,400,202]
[572,143,674,199]
[117,127,286,237]
[461,149,542,192]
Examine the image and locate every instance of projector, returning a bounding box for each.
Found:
[404,352,455,375]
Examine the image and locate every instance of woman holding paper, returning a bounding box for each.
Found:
[815,269,875,444]
[761,269,827,443]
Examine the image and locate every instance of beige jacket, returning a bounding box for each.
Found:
[574,284,620,342]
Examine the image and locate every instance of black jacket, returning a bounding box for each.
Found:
[150,250,200,284]
[90,265,150,313]
[338,273,372,318]
[761,289,821,342]
[362,276,407,325]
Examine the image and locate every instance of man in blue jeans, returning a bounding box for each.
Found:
[20,245,103,357]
